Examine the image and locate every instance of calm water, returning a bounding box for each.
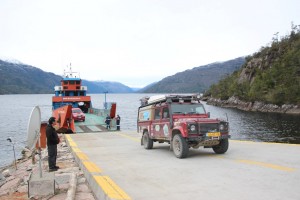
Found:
[0,94,299,168]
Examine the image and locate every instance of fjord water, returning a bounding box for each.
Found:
[0,94,299,168]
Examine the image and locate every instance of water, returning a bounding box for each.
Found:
[0,94,299,168]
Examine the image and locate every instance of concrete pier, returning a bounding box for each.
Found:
[66,131,300,200]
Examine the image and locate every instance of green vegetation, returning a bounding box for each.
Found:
[205,24,300,105]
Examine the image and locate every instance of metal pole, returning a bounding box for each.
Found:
[7,138,17,170]
[12,144,17,170]
[38,134,43,178]
[104,91,108,109]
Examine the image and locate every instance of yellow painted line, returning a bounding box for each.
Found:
[117,133,140,142]
[68,141,77,147]
[76,152,89,160]
[237,159,296,172]
[94,176,131,200]
[83,161,102,173]
[71,146,81,153]
[65,135,73,142]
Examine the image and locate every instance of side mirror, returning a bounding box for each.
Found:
[207,112,210,118]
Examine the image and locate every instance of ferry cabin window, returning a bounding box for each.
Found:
[154,108,161,120]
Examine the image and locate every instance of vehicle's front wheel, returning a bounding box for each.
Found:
[142,131,153,149]
[212,139,229,154]
[172,134,189,158]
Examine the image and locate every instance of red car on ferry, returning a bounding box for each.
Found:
[72,108,85,122]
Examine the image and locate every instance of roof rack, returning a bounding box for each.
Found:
[140,94,202,106]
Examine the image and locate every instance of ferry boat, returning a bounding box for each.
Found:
[51,68,117,133]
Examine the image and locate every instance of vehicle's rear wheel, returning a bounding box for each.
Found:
[172,134,189,158]
[142,131,153,149]
[212,139,229,154]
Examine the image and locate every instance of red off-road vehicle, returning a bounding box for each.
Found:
[137,94,230,158]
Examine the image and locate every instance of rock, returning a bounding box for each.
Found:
[75,192,95,200]
[57,183,70,192]
[0,190,9,197]
[56,167,79,174]
[2,169,11,178]
[5,175,16,182]
[207,97,300,114]
[76,184,91,192]
[0,177,22,192]
[22,175,30,185]
[17,184,28,193]
[77,177,86,184]
[0,173,6,187]
[13,168,28,179]
[48,193,67,200]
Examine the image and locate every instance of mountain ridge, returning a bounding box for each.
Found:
[0,60,134,94]
[139,57,245,93]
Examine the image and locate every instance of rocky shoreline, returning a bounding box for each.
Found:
[0,134,95,200]
[205,96,300,114]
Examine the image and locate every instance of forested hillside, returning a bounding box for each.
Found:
[0,60,61,94]
[140,57,245,93]
[205,25,300,105]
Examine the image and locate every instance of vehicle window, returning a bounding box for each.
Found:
[171,104,206,114]
[139,110,150,121]
[195,106,205,114]
[154,108,161,120]
[162,107,169,118]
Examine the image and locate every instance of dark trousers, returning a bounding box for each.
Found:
[106,122,110,129]
[116,121,120,130]
[48,144,57,169]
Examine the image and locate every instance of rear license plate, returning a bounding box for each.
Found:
[207,132,221,137]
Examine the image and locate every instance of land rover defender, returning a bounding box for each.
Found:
[137,94,230,158]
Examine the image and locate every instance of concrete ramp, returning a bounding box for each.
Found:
[65,132,300,200]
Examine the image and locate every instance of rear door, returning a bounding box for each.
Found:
[151,107,164,138]
[161,106,171,139]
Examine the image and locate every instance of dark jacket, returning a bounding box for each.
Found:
[116,116,121,125]
[105,116,111,124]
[46,124,59,146]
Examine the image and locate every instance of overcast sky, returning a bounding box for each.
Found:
[0,0,299,87]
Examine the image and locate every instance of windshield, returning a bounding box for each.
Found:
[171,103,206,114]
[72,109,82,113]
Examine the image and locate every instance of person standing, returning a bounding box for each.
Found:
[116,114,121,131]
[46,117,60,172]
[105,114,111,129]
